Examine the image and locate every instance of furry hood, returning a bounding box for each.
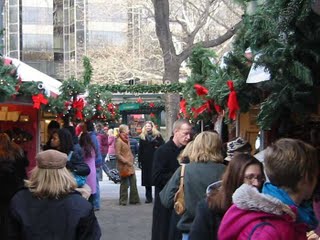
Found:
[218,184,302,240]
[233,184,296,220]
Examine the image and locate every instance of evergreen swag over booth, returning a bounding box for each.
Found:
[2,0,319,130]
[228,0,320,131]
[181,0,320,133]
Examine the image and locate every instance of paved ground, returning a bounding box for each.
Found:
[95,169,153,240]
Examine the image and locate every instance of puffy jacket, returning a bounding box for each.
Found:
[218,184,308,240]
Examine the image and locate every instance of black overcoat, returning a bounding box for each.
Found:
[151,137,183,240]
[138,135,164,186]
[0,154,28,240]
[8,189,101,240]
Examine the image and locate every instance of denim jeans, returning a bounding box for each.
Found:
[93,167,101,209]
[182,233,189,240]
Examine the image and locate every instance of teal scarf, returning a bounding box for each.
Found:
[262,182,317,230]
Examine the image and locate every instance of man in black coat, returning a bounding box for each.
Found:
[151,119,192,240]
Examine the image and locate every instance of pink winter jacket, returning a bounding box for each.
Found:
[218,184,308,240]
[107,136,116,155]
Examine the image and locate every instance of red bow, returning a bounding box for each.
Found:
[194,84,208,96]
[227,80,239,120]
[96,104,103,111]
[149,102,155,108]
[107,103,114,112]
[191,100,212,118]
[32,93,48,109]
[179,99,188,117]
[72,98,84,120]
[137,97,143,103]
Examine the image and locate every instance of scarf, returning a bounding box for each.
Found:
[119,132,129,144]
[146,132,154,142]
[263,182,318,229]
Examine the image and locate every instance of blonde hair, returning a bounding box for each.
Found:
[118,124,129,133]
[108,129,114,136]
[140,121,161,140]
[25,167,77,199]
[178,140,194,163]
[189,131,223,163]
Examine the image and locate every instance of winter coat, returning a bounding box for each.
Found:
[108,136,116,155]
[160,162,226,233]
[115,137,135,177]
[138,134,164,186]
[189,181,223,240]
[0,152,28,240]
[8,189,101,240]
[129,137,139,156]
[151,137,184,240]
[83,149,97,194]
[218,184,308,240]
[97,132,108,156]
[89,131,103,168]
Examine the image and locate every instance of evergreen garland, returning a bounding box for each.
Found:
[0,58,19,98]
[102,82,183,93]
[229,0,320,130]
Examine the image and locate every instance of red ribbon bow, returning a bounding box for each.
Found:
[72,98,84,120]
[194,84,208,96]
[227,80,239,120]
[107,103,114,112]
[191,100,212,118]
[32,93,48,109]
[96,104,103,111]
[149,102,155,108]
[179,99,188,117]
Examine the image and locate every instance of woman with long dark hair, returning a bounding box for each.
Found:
[49,128,90,189]
[189,153,265,240]
[79,132,97,205]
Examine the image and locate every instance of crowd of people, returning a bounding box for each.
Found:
[1,117,320,240]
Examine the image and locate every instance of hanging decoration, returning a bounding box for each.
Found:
[226,80,239,120]
[179,99,188,118]
[149,102,155,108]
[137,97,143,103]
[72,98,85,120]
[194,84,209,96]
[32,93,48,109]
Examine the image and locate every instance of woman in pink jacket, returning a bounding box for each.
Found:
[218,138,319,240]
[107,129,116,169]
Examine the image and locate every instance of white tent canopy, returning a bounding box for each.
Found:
[6,57,62,97]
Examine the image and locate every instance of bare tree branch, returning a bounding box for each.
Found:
[178,20,242,62]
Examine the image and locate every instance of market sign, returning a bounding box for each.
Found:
[119,103,140,111]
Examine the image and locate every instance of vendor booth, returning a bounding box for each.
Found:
[0,58,61,172]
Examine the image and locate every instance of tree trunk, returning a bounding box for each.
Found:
[164,93,180,139]
[163,59,180,139]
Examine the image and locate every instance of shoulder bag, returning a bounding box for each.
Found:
[174,164,186,215]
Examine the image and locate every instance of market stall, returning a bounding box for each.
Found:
[0,57,61,171]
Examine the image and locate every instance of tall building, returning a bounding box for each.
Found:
[1,0,140,81]
[3,0,54,76]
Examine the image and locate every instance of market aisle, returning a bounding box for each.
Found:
[95,169,153,240]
